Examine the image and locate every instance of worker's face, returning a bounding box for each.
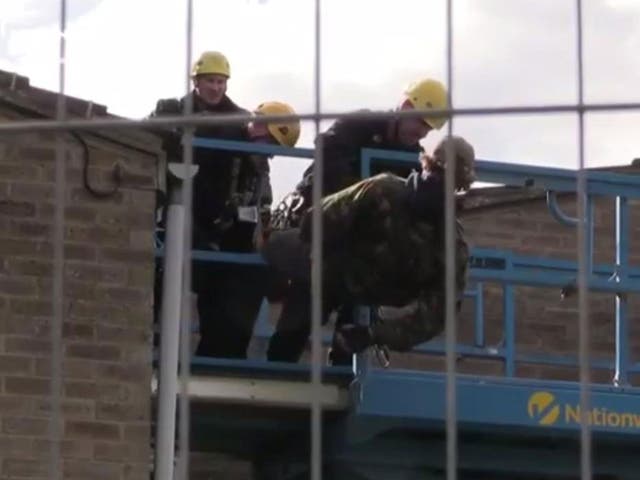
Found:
[396,100,432,146]
[194,74,227,106]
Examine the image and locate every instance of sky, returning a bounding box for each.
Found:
[0,0,639,201]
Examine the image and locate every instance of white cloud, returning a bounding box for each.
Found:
[0,0,638,201]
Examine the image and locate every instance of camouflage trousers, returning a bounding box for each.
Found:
[261,228,448,360]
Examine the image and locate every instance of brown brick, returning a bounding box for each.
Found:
[129,229,153,250]
[127,190,155,208]
[0,435,34,456]
[68,301,123,323]
[93,441,129,462]
[120,346,152,365]
[63,459,123,480]
[115,307,150,328]
[63,321,95,340]
[66,224,129,246]
[123,424,148,443]
[123,463,151,480]
[9,298,52,316]
[0,163,41,180]
[33,438,93,459]
[127,266,154,287]
[50,381,122,403]
[96,402,149,422]
[97,209,154,229]
[9,219,52,237]
[0,395,35,415]
[1,135,156,476]
[33,398,94,419]
[5,336,51,355]
[64,243,98,261]
[65,205,98,223]
[65,420,121,441]
[6,258,53,276]
[64,380,99,400]
[41,163,85,183]
[100,247,153,265]
[0,355,33,375]
[1,315,46,336]
[66,343,121,361]
[96,325,149,344]
[0,199,36,217]
[65,263,127,285]
[5,376,51,395]
[7,181,54,201]
[95,363,148,384]
[58,280,98,301]
[2,417,48,435]
[0,276,38,296]
[37,202,97,222]
[99,286,149,305]
[0,238,49,257]
[94,441,150,463]
[19,145,56,162]
[2,458,49,477]
[34,358,95,379]
[97,384,132,403]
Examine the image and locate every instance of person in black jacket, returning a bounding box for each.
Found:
[266,77,451,363]
[272,77,450,231]
[151,50,302,359]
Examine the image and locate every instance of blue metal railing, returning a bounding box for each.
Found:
[154,136,640,384]
[360,147,640,383]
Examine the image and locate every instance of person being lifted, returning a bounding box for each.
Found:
[263,135,475,365]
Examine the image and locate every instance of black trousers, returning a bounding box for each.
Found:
[192,260,267,359]
[153,221,268,360]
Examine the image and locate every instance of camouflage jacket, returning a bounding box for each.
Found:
[298,172,470,350]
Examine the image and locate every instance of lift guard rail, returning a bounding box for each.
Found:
[154,136,640,384]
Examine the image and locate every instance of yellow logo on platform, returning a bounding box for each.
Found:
[528,391,561,425]
[526,391,640,429]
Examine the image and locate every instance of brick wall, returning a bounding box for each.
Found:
[0,107,161,479]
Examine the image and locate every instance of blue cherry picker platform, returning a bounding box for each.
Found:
[152,137,640,479]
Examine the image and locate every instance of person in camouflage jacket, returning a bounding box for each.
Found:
[263,135,476,363]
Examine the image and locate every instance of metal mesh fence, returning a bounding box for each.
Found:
[3,0,640,479]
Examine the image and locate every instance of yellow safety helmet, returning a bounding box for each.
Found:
[254,101,301,148]
[192,51,231,78]
[403,78,449,130]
